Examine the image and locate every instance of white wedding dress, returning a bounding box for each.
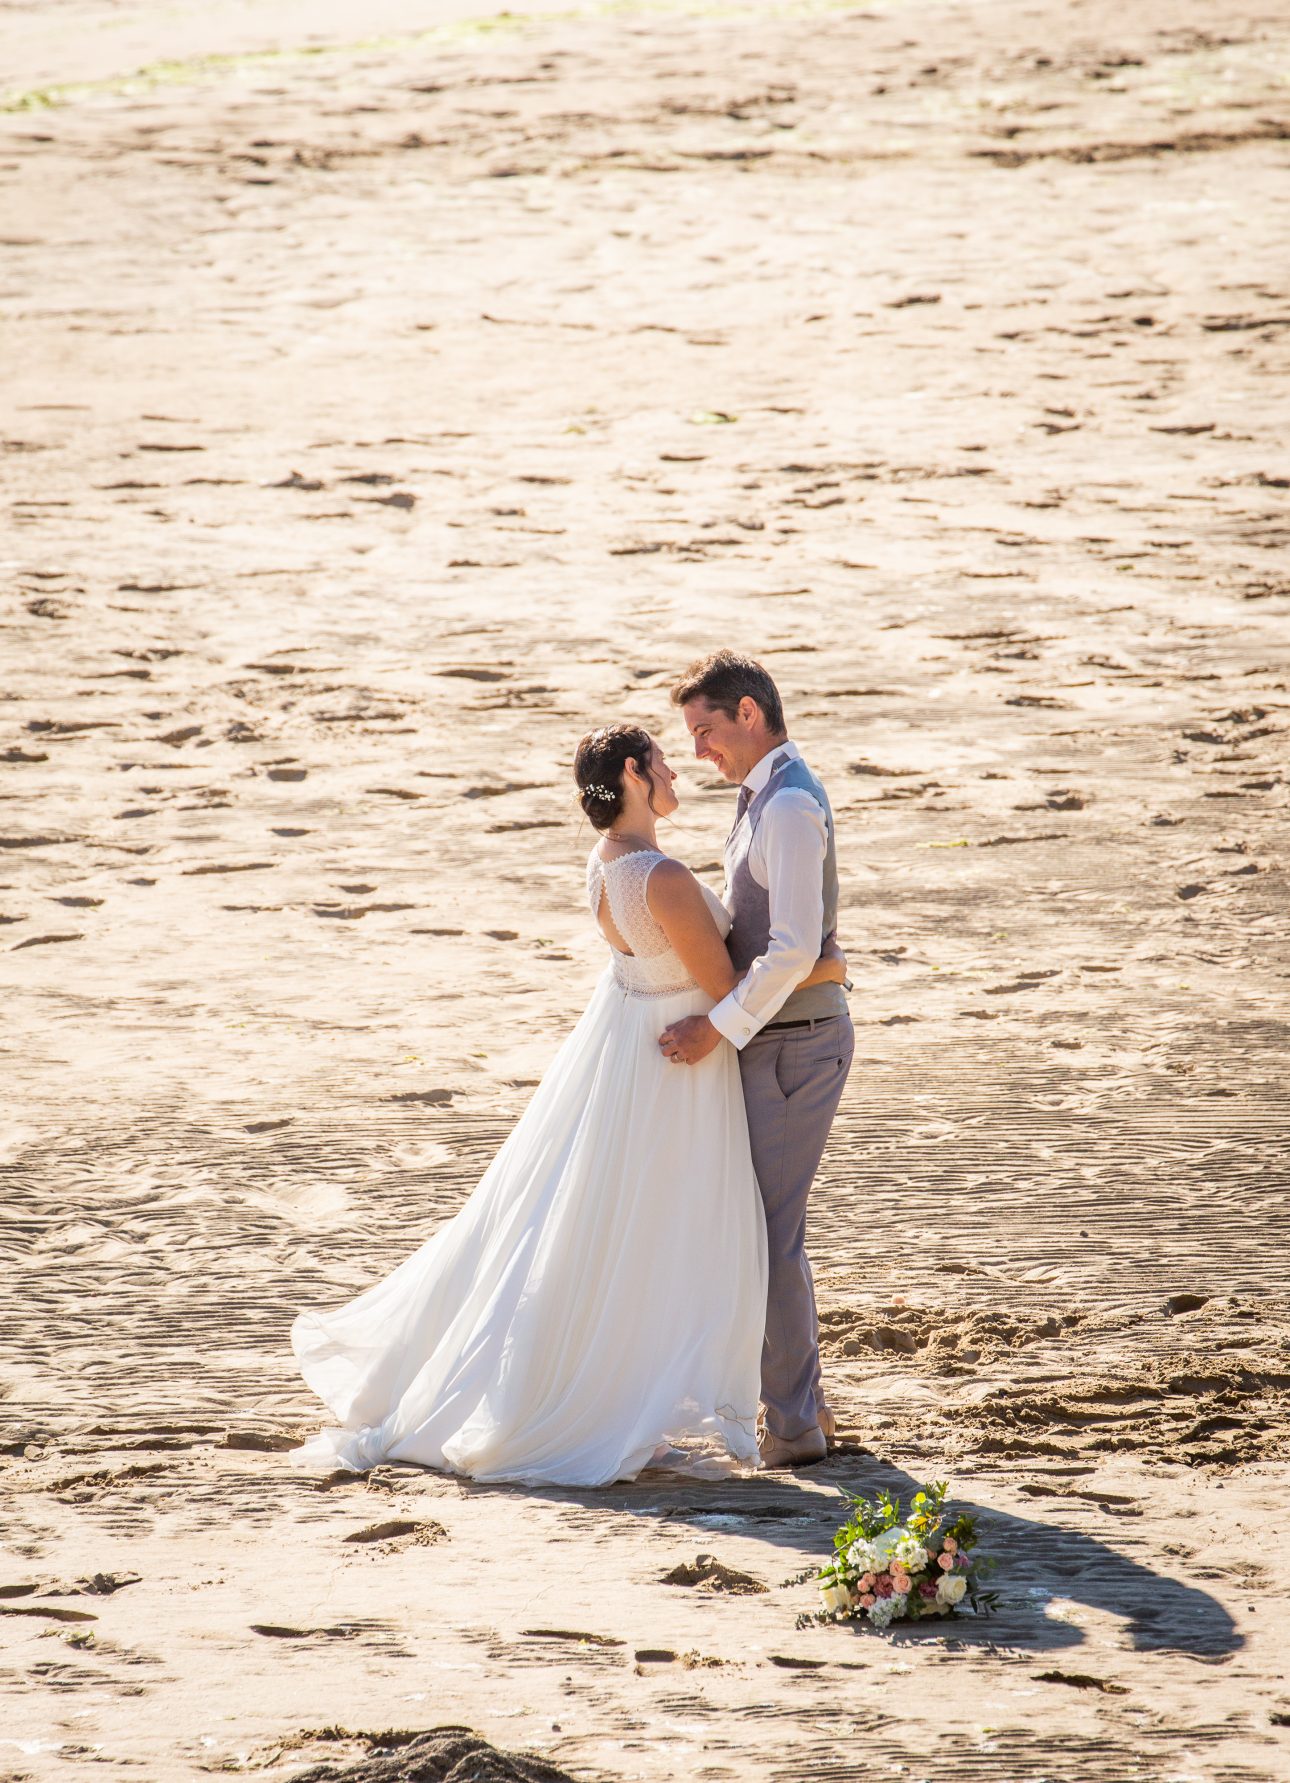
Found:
[290,846,768,1486]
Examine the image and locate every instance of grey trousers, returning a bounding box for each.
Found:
[738,1011,854,1441]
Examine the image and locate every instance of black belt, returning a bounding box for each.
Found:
[764,1017,816,1031]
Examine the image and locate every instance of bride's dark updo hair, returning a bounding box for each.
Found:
[574,723,655,832]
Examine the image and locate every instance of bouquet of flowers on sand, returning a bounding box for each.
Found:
[800,1480,997,1630]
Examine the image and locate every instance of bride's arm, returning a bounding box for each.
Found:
[796,933,848,989]
[650,864,847,1000]
[645,862,740,1003]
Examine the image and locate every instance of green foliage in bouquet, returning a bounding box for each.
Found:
[797,1480,998,1630]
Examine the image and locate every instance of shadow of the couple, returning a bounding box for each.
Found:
[485,1449,1241,1661]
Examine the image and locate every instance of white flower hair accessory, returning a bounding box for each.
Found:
[580,783,616,801]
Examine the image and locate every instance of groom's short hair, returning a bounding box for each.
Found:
[671,650,786,736]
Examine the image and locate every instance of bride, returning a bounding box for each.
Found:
[290,722,848,1486]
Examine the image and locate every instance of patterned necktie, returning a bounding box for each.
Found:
[728,782,752,844]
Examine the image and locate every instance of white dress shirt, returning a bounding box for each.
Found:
[707,740,827,1050]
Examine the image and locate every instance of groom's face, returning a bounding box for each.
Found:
[681,697,756,785]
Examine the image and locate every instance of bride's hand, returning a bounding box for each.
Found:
[797,934,848,989]
[819,934,848,985]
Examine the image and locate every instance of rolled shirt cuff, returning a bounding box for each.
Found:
[708,990,762,1050]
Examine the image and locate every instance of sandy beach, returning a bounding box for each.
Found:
[2,0,1289,1776]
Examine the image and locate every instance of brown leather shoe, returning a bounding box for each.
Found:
[817,1402,838,1451]
[758,1425,828,1469]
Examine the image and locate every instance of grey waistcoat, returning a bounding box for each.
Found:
[725,750,846,1026]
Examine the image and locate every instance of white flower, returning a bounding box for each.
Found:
[891,1536,929,1573]
[820,1578,856,1613]
[867,1590,909,1630]
[851,1527,910,1568]
[936,1573,967,1608]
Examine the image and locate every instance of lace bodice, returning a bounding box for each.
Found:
[586,847,730,997]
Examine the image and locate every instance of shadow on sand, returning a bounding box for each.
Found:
[452,1446,1242,1661]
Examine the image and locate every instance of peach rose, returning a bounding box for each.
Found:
[937,1551,954,1570]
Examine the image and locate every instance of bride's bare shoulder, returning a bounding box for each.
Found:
[644,855,703,913]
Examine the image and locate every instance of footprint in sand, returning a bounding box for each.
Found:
[521,1627,622,1650]
[633,1646,676,1670]
[1,1604,98,1624]
[1013,789,1086,810]
[1033,1669,1129,1695]
[436,667,509,683]
[268,471,325,491]
[359,491,416,510]
[182,862,277,876]
[219,1431,300,1453]
[1165,1292,1209,1316]
[461,782,549,800]
[312,903,416,921]
[634,1647,728,1674]
[662,1555,767,1595]
[69,1572,142,1596]
[342,1519,446,1551]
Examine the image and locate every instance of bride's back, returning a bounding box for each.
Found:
[588,846,671,958]
[587,846,731,997]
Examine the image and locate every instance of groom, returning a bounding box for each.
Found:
[659,650,854,1469]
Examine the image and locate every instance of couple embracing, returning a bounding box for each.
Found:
[291,651,855,1484]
